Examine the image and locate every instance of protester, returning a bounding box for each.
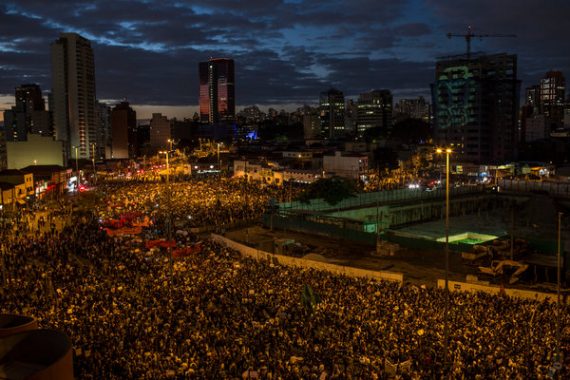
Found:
[1,179,568,379]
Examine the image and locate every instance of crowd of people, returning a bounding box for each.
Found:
[1,177,569,379]
[97,177,291,231]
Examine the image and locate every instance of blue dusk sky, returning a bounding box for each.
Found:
[1,0,569,119]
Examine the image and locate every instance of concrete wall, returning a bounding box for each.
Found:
[211,233,403,283]
[437,279,564,303]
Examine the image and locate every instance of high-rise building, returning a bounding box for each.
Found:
[0,129,6,170]
[394,96,431,122]
[520,85,541,143]
[95,101,111,159]
[540,70,566,130]
[431,53,520,163]
[3,84,52,141]
[344,100,358,136]
[356,90,393,138]
[51,33,97,161]
[111,101,136,159]
[525,85,541,113]
[199,58,235,124]
[149,113,171,151]
[301,106,320,140]
[319,88,345,139]
[15,84,44,114]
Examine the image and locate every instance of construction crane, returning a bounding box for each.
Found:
[447,26,516,59]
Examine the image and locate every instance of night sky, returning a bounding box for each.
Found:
[1,0,569,118]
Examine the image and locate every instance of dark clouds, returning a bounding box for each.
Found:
[0,0,569,109]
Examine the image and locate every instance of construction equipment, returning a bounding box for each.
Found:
[447,26,516,59]
[478,260,529,284]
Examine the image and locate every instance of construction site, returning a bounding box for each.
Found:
[225,185,570,290]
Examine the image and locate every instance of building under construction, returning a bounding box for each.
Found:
[431,53,521,164]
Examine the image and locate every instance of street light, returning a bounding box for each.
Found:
[436,147,452,375]
[159,151,170,185]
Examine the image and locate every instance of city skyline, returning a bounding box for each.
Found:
[1,0,570,120]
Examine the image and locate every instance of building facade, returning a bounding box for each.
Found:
[303,112,320,140]
[111,101,136,159]
[0,130,6,171]
[356,89,393,138]
[540,70,566,130]
[323,151,368,179]
[394,96,431,122]
[3,84,52,141]
[199,58,235,124]
[431,53,520,164]
[319,88,345,139]
[95,101,111,160]
[51,33,97,161]
[149,113,171,151]
[6,134,64,169]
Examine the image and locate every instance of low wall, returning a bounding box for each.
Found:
[0,315,38,338]
[437,279,563,303]
[211,234,403,284]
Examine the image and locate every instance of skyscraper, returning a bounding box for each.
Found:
[540,70,566,130]
[356,89,393,138]
[394,96,431,122]
[149,113,171,151]
[431,53,520,163]
[3,84,51,141]
[111,101,136,159]
[51,33,96,161]
[95,101,111,159]
[319,88,345,139]
[199,58,235,124]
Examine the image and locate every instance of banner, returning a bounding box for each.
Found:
[172,244,202,258]
[105,226,142,236]
[146,239,177,249]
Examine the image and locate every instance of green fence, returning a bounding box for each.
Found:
[279,186,486,213]
[263,213,377,246]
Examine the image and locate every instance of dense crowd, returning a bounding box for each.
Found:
[97,177,291,231]
[1,179,569,379]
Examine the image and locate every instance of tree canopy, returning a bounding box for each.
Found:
[298,176,357,205]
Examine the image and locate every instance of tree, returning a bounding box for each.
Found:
[298,176,357,205]
[391,118,432,144]
[373,147,399,171]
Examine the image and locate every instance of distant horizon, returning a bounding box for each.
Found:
[1,90,436,122]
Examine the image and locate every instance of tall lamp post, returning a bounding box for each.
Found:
[436,147,452,374]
